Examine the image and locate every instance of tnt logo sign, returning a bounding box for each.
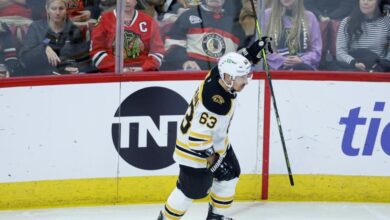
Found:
[339,102,390,156]
[112,87,188,170]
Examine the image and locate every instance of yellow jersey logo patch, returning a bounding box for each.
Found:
[212,95,224,105]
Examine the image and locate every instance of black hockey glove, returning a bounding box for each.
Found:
[208,154,236,181]
[240,36,273,64]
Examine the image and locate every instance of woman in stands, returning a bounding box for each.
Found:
[336,0,390,72]
[264,0,322,70]
[19,0,90,76]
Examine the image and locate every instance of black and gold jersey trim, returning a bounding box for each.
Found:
[201,67,235,116]
[175,140,208,164]
[189,136,207,142]
[176,145,208,159]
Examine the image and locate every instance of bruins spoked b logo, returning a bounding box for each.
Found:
[112,87,188,170]
[202,33,226,58]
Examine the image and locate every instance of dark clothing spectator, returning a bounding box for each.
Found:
[19,19,90,75]
[162,3,246,71]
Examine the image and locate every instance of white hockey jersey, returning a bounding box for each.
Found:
[173,67,236,168]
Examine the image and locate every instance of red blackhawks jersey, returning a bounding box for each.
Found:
[90,10,164,72]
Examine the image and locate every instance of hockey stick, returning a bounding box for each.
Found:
[249,0,294,186]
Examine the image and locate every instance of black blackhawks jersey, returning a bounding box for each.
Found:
[174,66,236,168]
[164,5,246,70]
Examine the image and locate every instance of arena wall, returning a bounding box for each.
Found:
[0,71,389,210]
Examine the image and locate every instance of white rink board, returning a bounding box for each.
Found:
[0,80,262,183]
[269,81,390,176]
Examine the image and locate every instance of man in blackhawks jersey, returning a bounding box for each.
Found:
[161,0,246,71]
[90,0,164,72]
[157,36,273,220]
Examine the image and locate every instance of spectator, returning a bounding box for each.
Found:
[264,0,322,70]
[304,0,354,69]
[90,0,164,72]
[19,0,90,76]
[0,22,22,77]
[161,0,246,71]
[0,0,31,18]
[336,0,390,72]
[27,0,95,22]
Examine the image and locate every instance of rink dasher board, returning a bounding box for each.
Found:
[268,81,390,176]
[0,77,389,209]
[0,81,261,182]
[0,80,263,210]
[265,80,390,203]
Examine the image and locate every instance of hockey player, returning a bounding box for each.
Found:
[157,36,273,220]
[90,0,164,72]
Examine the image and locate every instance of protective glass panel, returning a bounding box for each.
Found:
[1,0,389,78]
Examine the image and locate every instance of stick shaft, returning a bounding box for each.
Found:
[249,0,294,186]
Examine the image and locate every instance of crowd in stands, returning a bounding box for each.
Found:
[0,0,389,78]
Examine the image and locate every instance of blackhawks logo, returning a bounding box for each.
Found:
[112,30,145,59]
[124,31,145,59]
[202,33,226,58]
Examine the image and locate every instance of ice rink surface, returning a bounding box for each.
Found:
[1,202,390,220]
